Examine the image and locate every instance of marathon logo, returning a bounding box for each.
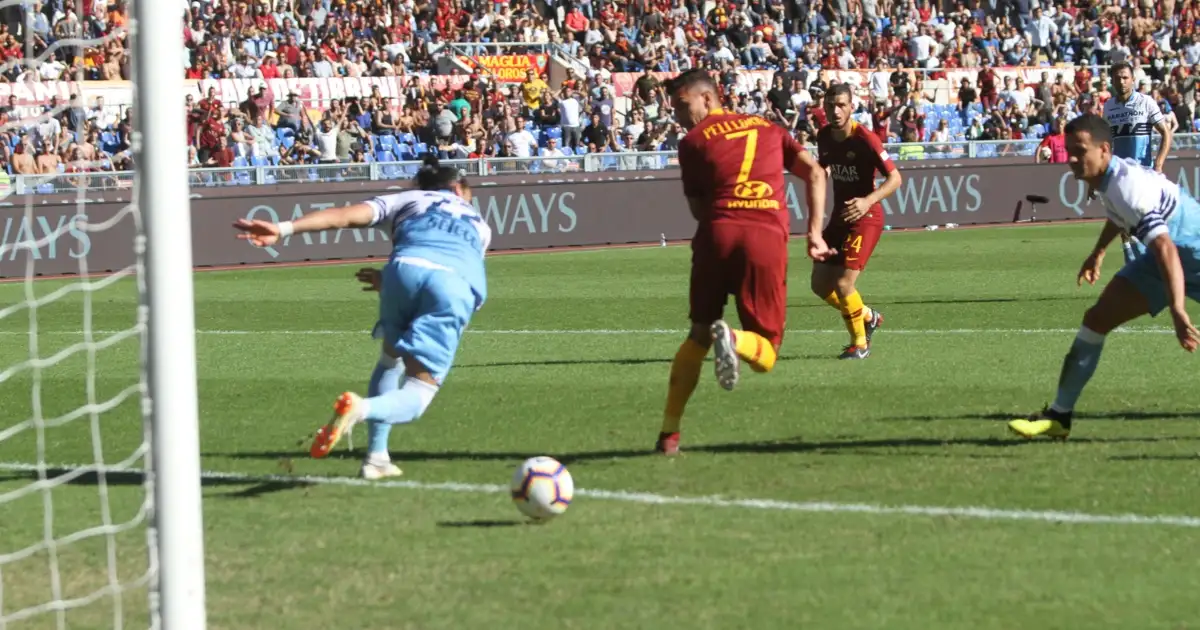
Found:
[703,116,772,140]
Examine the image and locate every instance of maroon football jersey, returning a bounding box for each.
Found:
[816,122,896,226]
[678,111,807,236]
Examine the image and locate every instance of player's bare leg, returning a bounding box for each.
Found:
[811,263,879,359]
[659,323,712,455]
[1010,276,1149,440]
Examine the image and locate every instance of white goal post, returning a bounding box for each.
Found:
[134,0,208,626]
[0,0,207,627]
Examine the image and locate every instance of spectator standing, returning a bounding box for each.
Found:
[558,87,583,149]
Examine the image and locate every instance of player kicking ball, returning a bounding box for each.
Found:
[234,156,491,478]
[655,69,833,456]
[1009,114,1200,440]
[813,84,902,359]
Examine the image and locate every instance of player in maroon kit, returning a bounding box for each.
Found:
[655,69,832,455]
[813,83,903,359]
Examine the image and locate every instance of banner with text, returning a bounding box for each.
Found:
[457,54,549,83]
[8,159,1200,278]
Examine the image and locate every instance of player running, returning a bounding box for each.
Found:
[814,84,903,359]
[655,69,832,456]
[1009,114,1200,440]
[233,156,491,479]
[1103,62,1173,263]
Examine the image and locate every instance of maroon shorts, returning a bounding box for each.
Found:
[822,220,884,271]
[689,222,788,348]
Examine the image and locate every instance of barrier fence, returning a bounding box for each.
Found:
[13,134,1200,196]
[6,156,1200,279]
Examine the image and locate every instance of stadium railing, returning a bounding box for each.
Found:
[12,134,1198,195]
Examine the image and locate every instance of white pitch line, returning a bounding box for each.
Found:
[0,328,1178,336]
[1,461,1198,529]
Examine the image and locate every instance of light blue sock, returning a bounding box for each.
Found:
[365,377,439,426]
[366,355,405,455]
[1051,326,1107,414]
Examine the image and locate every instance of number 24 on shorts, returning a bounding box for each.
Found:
[844,234,863,253]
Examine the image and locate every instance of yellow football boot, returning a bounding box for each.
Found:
[1008,407,1072,440]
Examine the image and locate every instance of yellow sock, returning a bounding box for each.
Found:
[840,290,867,347]
[662,339,707,433]
[733,329,777,373]
[826,290,872,320]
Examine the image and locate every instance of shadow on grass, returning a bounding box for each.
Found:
[786,295,1087,309]
[453,354,822,369]
[1108,454,1200,462]
[207,434,1062,466]
[882,411,1200,422]
[0,467,313,499]
[436,519,525,528]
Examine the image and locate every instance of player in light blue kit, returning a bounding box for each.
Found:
[1102,62,1174,263]
[234,156,491,479]
[1009,114,1200,440]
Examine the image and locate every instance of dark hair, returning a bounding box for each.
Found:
[414,154,469,192]
[1064,113,1112,145]
[1109,62,1133,78]
[664,68,718,96]
[825,83,853,102]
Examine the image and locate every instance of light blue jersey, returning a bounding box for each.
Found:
[1099,157,1200,315]
[1103,91,1164,168]
[365,189,493,382]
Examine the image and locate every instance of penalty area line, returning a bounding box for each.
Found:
[1,461,1198,529]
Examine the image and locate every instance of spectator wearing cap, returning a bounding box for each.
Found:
[275,92,310,133]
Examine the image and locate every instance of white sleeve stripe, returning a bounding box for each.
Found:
[365,198,388,227]
[1134,216,1166,241]
[1141,224,1169,244]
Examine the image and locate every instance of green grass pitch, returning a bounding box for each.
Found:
[2,222,1200,629]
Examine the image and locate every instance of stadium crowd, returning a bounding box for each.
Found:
[2,0,1200,177]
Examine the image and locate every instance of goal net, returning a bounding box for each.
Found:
[0,0,205,628]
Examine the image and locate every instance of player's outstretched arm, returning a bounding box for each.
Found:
[232,203,376,247]
[1146,233,1200,351]
[1078,219,1123,286]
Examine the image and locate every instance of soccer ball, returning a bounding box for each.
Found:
[1039,146,1052,161]
[510,456,574,521]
